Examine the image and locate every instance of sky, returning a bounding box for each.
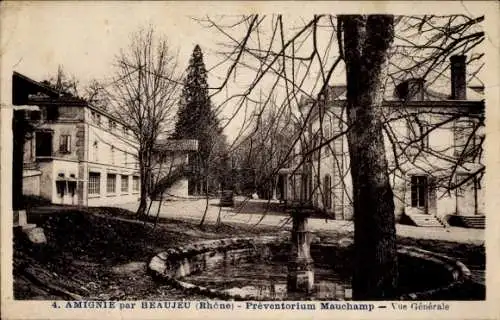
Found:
[1,1,497,142]
[0,3,335,141]
[1,3,220,87]
[1,3,281,141]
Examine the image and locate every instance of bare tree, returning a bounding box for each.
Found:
[41,65,80,97]
[232,98,298,199]
[107,26,181,218]
[85,79,110,111]
[340,15,398,299]
[198,12,484,299]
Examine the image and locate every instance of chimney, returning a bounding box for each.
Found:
[450,55,467,100]
[395,78,425,101]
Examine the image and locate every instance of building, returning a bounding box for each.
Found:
[281,55,485,227]
[13,71,141,206]
[150,138,198,199]
[13,71,197,207]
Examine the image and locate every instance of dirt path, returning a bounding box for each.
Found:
[116,199,485,245]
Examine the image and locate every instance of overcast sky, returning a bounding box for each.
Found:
[1,2,497,141]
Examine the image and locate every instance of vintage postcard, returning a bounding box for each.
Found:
[1,1,499,319]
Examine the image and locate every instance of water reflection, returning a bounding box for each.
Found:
[184,261,352,300]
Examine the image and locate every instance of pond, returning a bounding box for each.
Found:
[184,259,352,300]
[150,237,475,301]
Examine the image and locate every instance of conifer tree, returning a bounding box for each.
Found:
[174,45,222,195]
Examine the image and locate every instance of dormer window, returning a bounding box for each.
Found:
[395,78,425,101]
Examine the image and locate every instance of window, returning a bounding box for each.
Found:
[407,116,429,150]
[88,172,100,195]
[107,174,116,193]
[323,175,332,209]
[324,124,331,157]
[313,136,321,159]
[324,123,331,139]
[121,175,129,193]
[333,138,343,155]
[59,135,71,153]
[124,152,128,166]
[133,176,140,192]
[35,131,53,157]
[93,141,99,162]
[111,146,115,165]
[411,175,428,208]
[56,173,66,196]
[46,106,59,121]
[68,174,77,196]
[96,114,101,125]
[30,110,41,121]
[453,119,481,161]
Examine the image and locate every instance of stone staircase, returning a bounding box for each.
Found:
[448,215,485,229]
[405,213,446,228]
[460,216,485,229]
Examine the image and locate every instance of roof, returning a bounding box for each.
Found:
[322,84,484,103]
[300,83,484,125]
[13,71,87,105]
[12,71,133,129]
[299,83,484,115]
[154,139,199,152]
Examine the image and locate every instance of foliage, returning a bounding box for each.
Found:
[173,45,228,195]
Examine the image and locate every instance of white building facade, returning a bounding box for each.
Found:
[15,72,140,206]
[282,55,485,226]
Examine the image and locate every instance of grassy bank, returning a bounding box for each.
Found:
[14,207,277,300]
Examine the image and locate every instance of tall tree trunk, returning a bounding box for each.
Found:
[136,149,149,217]
[342,14,398,300]
[199,173,210,227]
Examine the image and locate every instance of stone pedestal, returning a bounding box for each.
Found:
[287,214,314,293]
[14,209,47,244]
[14,210,27,227]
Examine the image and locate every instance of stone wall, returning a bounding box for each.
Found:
[149,236,473,301]
[149,236,287,300]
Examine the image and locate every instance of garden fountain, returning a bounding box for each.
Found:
[287,209,315,293]
[148,164,476,300]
